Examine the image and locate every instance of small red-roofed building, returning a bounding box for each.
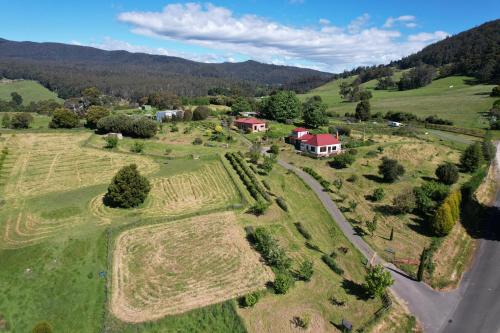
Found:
[287,128,341,157]
[234,118,267,133]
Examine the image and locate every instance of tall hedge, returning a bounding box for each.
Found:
[431,190,461,236]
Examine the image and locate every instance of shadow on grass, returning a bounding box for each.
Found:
[353,226,366,237]
[363,174,386,183]
[342,279,370,300]
[421,176,437,182]
[373,204,395,216]
[407,217,435,237]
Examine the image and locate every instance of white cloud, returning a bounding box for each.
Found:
[116,3,448,72]
[384,15,417,28]
[84,37,236,63]
[319,18,330,25]
[408,31,449,43]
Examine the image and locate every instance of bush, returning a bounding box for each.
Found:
[329,153,355,169]
[130,141,144,153]
[372,188,385,201]
[276,197,288,212]
[364,265,394,298]
[490,85,500,97]
[85,106,110,128]
[392,188,416,214]
[273,271,294,294]
[431,202,455,236]
[128,117,158,138]
[294,222,311,240]
[297,259,314,281]
[193,106,210,120]
[49,108,79,128]
[32,322,53,333]
[435,162,459,185]
[250,200,270,216]
[378,157,405,182]
[104,164,151,208]
[1,113,10,128]
[192,137,203,145]
[10,113,33,129]
[269,144,280,155]
[253,227,292,270]
[242,292,260,307]
[413,187,435,216]
[321,254,344,275]
[460,142,484,173]
[104,136,118,148]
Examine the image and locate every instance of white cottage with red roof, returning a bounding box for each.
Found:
[234,118,267,133]
[288,128,341,157]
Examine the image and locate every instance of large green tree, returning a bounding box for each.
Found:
[378,157,405,182]
[104,164,151,208]
[261,91,301,122]
[49,108,79,128]
[354,99,371,121]
[460,142,484,172]
[435,162,459,185]
[302,96,328,128]
[10,91,23,106]
[231,97,252,116]
[10,113,33,129]
[364,265,394,298]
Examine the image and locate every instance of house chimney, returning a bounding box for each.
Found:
[336,131,339,140]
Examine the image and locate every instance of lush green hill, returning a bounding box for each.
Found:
[299,75,496,129]
[0,79,62,104]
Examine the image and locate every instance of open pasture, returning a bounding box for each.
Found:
[0,79,63,104]
[90,161,241,223]
[2,133,159,198]
[110,212,274,323]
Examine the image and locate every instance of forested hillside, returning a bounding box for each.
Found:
[396,19,500,84]
[0,39,333,99]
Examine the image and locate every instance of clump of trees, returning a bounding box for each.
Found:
[193,106,210,120]
[49,108,79,128]
[230,97,252,116]
[302,95,328,128]
[260,90,301,123]
[378,157,405,182]
[397,65,435,90]
[104,164,151,208]
[85,106,110,128]
[339,80,372,102]
[97,114,158,138]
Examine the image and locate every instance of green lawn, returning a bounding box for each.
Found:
[0,80,62,104]
[299,75,496,129]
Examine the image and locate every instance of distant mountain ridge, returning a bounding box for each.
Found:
[0,39,333,99]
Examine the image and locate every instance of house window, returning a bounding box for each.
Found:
[310,146,315,152]
[333,145,337,151]
[320,146,326,152]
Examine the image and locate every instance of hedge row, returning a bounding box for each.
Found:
[251,227,292,271]
[302,167,331,191]
[225,152,270,203]
[424,123,485,138]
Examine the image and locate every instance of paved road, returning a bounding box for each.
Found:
[441,144,500,333]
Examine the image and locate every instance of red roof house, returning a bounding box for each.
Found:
[234,118,267,133]
[287,128,341,157]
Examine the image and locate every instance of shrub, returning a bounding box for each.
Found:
[435,162,459,185]
[347,174,358,183]
[183,109,193,121]
[431,202,455,236]
[273,271,294,294]
[378,157,405,182]
[10,113,33,129]
[297,259,314,281]
[421,181,449,202]
[329,153,355,169]
[355,99,371,121]
[253,227,292,270]
[192,137,203,145]
[413,187,435,216]
[490,85,500,97]
[49,108,80,128]
[1,113,11,128]
[372,188,385,201]
[130,141,144,153]
[128,117,158,138]
[269,144,280,155]
[321,254,344,275]
[193,106,210,120]
[262,180,271,191]
[32,322,53,333]
[392,188,416,214]
[276,197,288,212]
[364,265,394,298]
[104,136,118,149]
[294,315,311,329]
[85,106,110,128]
[294,222,311,240]
[242,292,260,307]
[460,142,484,173]
[250,200,270,216]
[104,164,151,208]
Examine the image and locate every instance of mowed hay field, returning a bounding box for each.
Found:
[111,212,273,323]
[0,79,63,104]
[299,75,496,129]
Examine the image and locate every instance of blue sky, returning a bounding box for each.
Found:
[1,0,498,72]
